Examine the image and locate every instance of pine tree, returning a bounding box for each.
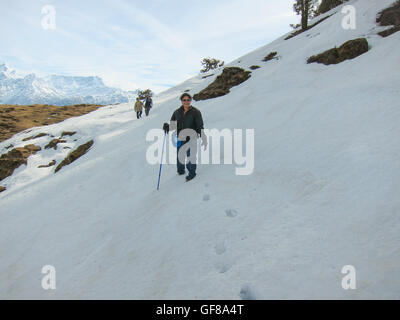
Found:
[137,89,153,100]
[293,0,318,30]
[200,58,225,73]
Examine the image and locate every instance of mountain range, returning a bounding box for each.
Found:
[0,63,138,105]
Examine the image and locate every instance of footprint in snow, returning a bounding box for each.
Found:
[203,194,210,201]
[239,284,256,300]
[215,260,232,274]
[225,209,238,217]
[214,240,226,255]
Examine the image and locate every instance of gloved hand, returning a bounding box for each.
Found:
[163,122,169,133]
[201,134,208,151]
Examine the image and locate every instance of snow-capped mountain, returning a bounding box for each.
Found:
[0,63,138,105]
[1,0,399,299]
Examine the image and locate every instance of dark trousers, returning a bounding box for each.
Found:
[177,140,197,177]
[145,107,151,116]
[136,110,142,119]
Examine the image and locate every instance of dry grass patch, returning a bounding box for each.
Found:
[0,144,41,182]
[0,104,103,143]
[54,140,94,173]
[377,1,400,37]
[193,67,251,101]
[307,38,369,65]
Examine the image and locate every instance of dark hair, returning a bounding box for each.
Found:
[180,93,192,101]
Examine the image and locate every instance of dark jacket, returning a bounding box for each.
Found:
[170,105,204,137]
[145,98,153,108]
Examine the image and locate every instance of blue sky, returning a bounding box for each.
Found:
[0,0,297,93]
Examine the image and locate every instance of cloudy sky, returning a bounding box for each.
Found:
[0,0,297,93]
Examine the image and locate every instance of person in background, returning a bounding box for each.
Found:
[134,97,143,119]
[144,95,153,116]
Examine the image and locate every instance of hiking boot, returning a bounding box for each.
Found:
[185,174,196,182]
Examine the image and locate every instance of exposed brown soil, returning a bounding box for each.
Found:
[61,131,76,138]
[0,104,103,143]
[378,26,400,37]
[0,144,41,182]
[0,186,5,192]
[377,1,400,37]
[38,160,56,168]
[307,38,369,65]
[22,132,49,141]
[44,138,67,150]
[193,67,251,101]
[54,140,94,173]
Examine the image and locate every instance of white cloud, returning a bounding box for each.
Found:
[0,0,297,94]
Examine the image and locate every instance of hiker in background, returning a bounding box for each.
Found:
[134,97,143,119]
[144,95,153,116]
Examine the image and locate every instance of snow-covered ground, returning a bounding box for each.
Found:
[1,0,399,299]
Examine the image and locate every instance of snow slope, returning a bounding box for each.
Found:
[1,0,400,299]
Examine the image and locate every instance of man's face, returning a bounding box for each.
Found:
[181,97,191,108]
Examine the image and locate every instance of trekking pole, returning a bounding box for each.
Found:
[157,132,167,190]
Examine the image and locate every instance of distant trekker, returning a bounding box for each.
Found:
[144,95,153,116]
[134,97,143,119]
[163,93,207,182]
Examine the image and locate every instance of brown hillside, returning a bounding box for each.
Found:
[0,104,103,143]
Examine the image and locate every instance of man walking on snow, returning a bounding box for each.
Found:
[144,95,153,116]
[163,93,207,181]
